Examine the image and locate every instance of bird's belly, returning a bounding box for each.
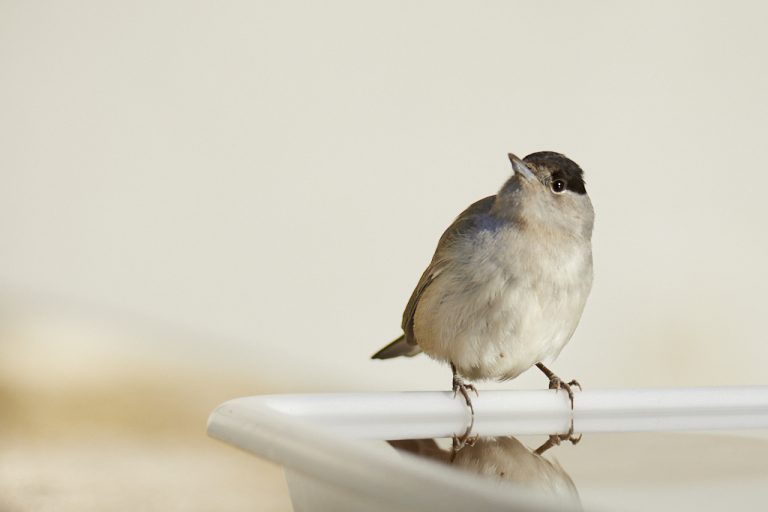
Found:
[414,256,591,381]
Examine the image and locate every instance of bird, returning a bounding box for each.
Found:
[372,151,594,414]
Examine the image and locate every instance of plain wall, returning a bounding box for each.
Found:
[2,0,768,394]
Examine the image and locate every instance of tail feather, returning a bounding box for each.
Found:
[371,335,422,360]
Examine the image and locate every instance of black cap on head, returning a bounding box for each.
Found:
[523,151,586,195]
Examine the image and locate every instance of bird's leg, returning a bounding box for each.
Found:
[450,363,478,461]
[451,362,478,416]
[535,362,581,409]
[450,415,477,462]
[534,418,582,455]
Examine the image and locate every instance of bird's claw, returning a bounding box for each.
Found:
[548,377,579,409]
[453,380,479,397]
[452,374,478,416]
[535,363,581,410]
[567,379,582,391]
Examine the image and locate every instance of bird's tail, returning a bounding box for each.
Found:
[371,335,422,359]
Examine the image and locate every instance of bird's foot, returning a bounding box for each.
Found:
[450,418,477,461]
[452,377,478,416]
[548,377,581,408]
[536,362,581,409]
[451,364,478,416]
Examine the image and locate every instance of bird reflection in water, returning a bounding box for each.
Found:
[389,435,580,508]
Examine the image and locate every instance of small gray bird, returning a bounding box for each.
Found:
[372,152,594,412]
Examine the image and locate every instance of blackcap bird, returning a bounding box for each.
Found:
[372,152,594,413]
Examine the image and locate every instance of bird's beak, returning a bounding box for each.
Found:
[508,153,536,181]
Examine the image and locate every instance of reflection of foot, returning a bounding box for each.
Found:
[451,363,478,416]
[450,418,477,461]
[535,362,581,409]
[534,419,581,455]
[534,436,559,455]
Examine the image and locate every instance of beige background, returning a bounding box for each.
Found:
[2,1,767,510]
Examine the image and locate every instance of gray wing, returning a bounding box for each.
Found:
[401,195,497,345]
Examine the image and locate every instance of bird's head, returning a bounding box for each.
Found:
[496,151,594,239]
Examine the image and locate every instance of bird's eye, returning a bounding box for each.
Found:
[551,179,566,193]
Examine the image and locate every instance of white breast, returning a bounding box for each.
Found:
[413,227,593,381]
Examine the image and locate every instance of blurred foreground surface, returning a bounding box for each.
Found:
[0,312,292,512]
